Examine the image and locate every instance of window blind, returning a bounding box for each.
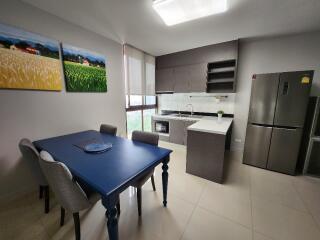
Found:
[124,44,155,95]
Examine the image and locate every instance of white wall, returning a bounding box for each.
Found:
[158,93,235,114]
[232,32,320,150]
[0,0,126,199]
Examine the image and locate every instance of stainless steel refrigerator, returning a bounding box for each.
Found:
[243,71,313,175]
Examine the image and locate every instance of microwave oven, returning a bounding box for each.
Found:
[155,121,169,134]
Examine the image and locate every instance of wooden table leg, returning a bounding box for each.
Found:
[102,196,119,240]
[162,156,170,207]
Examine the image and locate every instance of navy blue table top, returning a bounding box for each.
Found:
[34,130,172,197]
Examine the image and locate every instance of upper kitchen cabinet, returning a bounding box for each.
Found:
[173,63,207,93]
[155,40,238,94]
[173,65,191,93]
[188,63,207,92]
[155,68,175,93]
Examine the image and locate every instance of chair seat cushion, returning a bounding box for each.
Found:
[131,169,154,188]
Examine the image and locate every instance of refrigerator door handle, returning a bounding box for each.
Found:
[282,81,289,95]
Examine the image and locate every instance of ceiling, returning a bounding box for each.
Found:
[22,0,320,56]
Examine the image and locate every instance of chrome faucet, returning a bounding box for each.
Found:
[186,104,194,115]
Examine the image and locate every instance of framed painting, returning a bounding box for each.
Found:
[62,44,107,92]
[0,23,62,91]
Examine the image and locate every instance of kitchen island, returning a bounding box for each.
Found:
[186,117,233,183]
[152,113,233,183]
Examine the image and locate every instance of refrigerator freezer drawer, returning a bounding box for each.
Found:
[267,127,302,175]
[243,124,272,168]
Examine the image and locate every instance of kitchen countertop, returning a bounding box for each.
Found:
[152,114,233,135]
[187,117,233,135]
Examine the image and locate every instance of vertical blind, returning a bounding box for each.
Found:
[124,44,155,95]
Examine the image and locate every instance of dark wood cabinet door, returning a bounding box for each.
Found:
[173,66,190,93]
[169,119,185,145]
[184,120,197,145]
[155,68,174,93]
[188,63,207,92]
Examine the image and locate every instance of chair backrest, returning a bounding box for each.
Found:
[19,138,47,186]
[132,131,159,146]
[100,124,117,136]
[39,151,91,213]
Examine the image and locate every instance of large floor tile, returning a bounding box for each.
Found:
[252,196,320,240]
[250,165,308,213]
[253,232,274,240]
[198,152,252,228]
[119,187,196,240]
[182,207,252,240]
[198,180,252,228]
[153,166,208,204]
[293,176,320,227]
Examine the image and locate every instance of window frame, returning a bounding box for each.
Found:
[125,95,157,134]
[125,95,157,112]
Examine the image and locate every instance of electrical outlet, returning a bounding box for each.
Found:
[235,138,242,143]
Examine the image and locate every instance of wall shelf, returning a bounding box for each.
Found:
[207,67,235,73]
[207,79,234,84]
[206,59,237,93]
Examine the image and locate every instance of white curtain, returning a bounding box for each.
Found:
[124,44,155,95]
[145,54,155,95]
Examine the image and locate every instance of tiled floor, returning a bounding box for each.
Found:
[1,141,320,240]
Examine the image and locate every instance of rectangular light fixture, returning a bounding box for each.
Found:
[152,0,228,26]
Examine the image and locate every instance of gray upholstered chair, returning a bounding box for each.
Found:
[39,151,100,240]
[19,138,50,213]
[100,124,117,136]
[131,130,159,216]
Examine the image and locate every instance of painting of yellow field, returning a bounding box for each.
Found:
[0,23,62,91]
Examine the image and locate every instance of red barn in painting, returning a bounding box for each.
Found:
[10,45,40,55]
[26,47,40,55]
[82,59,90,66]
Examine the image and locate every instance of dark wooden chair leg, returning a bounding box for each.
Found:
[151,175,156,191]
[73,212,80,240]
[39,186,43,199]
[60,207,65,226]
[44,186,50,214]
[137,187,142,216]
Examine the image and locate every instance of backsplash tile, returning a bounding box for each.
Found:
[158,93,235,114]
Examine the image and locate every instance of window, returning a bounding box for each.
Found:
[124,45,156,136]
[126,95,157,135]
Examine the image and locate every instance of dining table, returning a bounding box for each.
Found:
[33,130,172,240]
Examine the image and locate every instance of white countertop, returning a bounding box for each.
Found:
[152,114,233,135]
[187,117,233,135]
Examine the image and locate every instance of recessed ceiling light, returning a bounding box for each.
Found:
[152,0,228,26]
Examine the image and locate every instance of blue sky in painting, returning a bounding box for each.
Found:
[62,44,106,63]
[0,23,59,51]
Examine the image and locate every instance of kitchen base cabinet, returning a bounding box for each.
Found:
[184,120,197,145]
[186,130,226,183]
[169,119,185,145]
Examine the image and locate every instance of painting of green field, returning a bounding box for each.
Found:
[0,23,62,90]
[62,44,107,92]
[64,61,107,92]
